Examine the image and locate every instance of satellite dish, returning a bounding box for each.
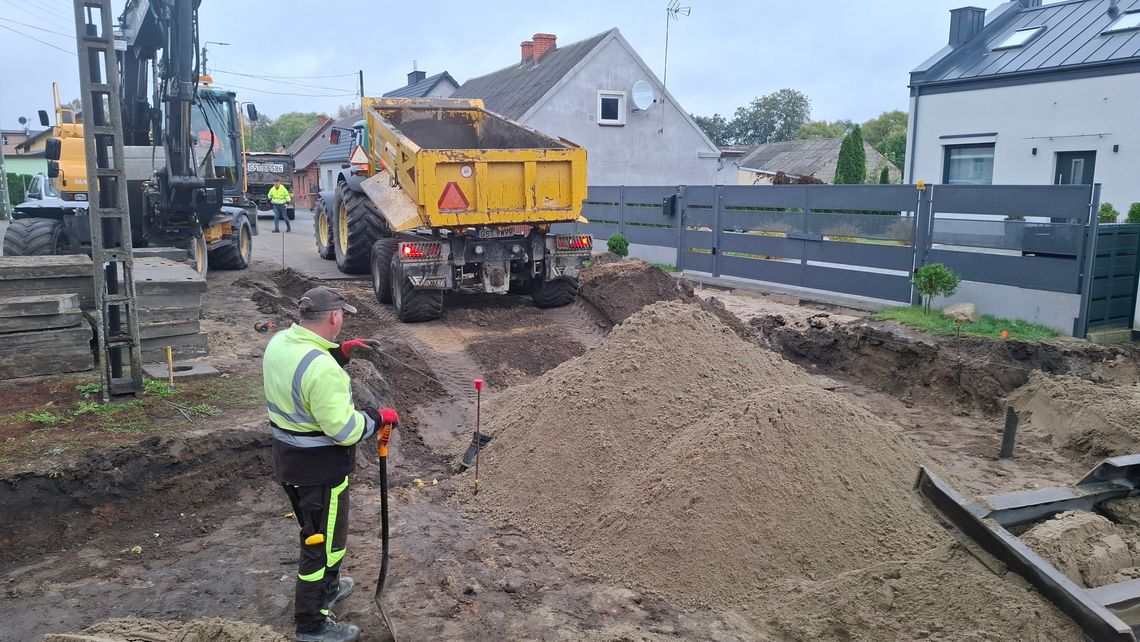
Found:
[17,116,27,125]
[631,80,655,111]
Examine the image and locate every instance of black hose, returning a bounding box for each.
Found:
[374,452,398,641]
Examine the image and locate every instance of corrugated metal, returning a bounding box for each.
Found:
[915,0,1140,86]
[452,30,612,120]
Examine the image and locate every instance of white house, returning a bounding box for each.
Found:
[907,0,1140,216]
[452,30,721,186]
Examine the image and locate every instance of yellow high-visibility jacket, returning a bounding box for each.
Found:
[268,184,292,205]
[263,323,374,485]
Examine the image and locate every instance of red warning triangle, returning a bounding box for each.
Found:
[348,144,368,165]
[438,181,470,210]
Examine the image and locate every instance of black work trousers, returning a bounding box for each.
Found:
[282,476,351,633]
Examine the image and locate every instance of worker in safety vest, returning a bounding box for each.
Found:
[269,178,292,233]
[263,286,397,642]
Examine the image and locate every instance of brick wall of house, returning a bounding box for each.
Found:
[293,166,320,209]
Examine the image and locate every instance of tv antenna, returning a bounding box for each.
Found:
[660,0,690,133]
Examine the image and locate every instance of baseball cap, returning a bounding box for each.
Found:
[298,287,357,314]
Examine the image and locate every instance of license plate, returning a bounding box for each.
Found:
[476,227,514,239]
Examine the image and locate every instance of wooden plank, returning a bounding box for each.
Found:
[0,255,93,280]
[0,294,80,317]
[0,312,86,334]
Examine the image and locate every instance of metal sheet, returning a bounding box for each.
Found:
[929,249,1081,293]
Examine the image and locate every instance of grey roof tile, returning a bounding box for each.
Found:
[383,72,458,98]
[452,30,613,119]
[738,138,900,184]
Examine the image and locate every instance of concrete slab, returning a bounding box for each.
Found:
[0,255,93,280]
[142,360,220,381]
[134,247,189,261]
[141,332,208,362]
[0,293,80,317]
[138,319,201,340]
[0,311,85,334]
[682,272,898,312]
[0,278,94,308]
[134,258,208,294]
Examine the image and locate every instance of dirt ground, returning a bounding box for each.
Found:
[3,256,1138,641]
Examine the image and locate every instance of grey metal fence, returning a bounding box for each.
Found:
[556,183,1112,336]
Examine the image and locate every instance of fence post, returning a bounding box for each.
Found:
[617,185,626,238]
[712,185,723,278]
[1074,183,1101,338]
[675,185,686,271]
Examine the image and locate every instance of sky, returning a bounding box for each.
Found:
[0,0,1003,132]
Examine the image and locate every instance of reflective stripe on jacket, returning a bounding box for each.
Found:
[263,323,374,485]
[268,184,292,205]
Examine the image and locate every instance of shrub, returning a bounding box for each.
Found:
[1098,202,1119,224]
[834,125,867,185]
[879,166,890,184]
[607,233,629,258]
[1127,203,1140,225]
[912,263,961,315]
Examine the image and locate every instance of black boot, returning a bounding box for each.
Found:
[294,620,361,642]
[326,576,354,612]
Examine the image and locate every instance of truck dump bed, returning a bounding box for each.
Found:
[361,97,586,232]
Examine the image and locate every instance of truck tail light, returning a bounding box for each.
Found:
[555,235,592,252]
[399,242,442,260]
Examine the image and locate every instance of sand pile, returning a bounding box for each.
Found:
[1009,372,1140,456]
[42,618,288,642]
[471,301,944,609]
[1021,510,1140,588]
[758,544,1083,641]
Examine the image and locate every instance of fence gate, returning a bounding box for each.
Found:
[1086,224,1140,331]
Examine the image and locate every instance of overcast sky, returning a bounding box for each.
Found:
[1,0,999,131]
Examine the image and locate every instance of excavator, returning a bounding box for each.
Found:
[3,0,258,276]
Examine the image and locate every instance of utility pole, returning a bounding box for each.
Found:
[359,70,364,103]
[0,150,10,220]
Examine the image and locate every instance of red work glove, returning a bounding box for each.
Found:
[377,408,399,426]
[340,338,382,359]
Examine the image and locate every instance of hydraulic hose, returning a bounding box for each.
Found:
[374,423,398,641]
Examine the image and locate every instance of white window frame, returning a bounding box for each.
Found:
[992,26,1045,51]
[597,90,626,126]
[1103,11,1140,35]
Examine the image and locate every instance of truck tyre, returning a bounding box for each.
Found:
[3,218,68,256]
[208,214,253,270]
[390,254,443,322]
[314,199,334,260]
[531,277,579,308]
[371,238,397,304]
[333,182,384,274]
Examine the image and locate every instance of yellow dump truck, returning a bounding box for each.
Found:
[314,97,590,322]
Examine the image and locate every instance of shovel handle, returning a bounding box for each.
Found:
[378,423,394,458]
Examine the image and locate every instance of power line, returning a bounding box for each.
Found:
[212,68,353,93]
[1,0,71,32]
[0,16,75,39]
[210,56,356,79]
[209,81,355,98]
[0,23,74,55]
[27,0,75,23]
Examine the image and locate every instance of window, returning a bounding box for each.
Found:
[943,144,995,185]
[597,90,626,126]
[993,26,1045,50]
[1103,11,1140,34]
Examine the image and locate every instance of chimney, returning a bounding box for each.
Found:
[1018,0,1042,7]
[948,7,986,46]
[1109,0,1120,17]
[521,40,534,62]
[407,70,426,86]
[531,33,557,60]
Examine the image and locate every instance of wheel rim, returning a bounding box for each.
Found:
[337,202,349,255]
[192,232,207,274]
[372,255,382,298]
[391,261,402,310]
[240,224,251,261]
[318,211,330,248]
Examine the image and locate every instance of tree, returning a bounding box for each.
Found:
[1099,203,1120,224]
[912,263,961,314]
[728,89,811,145]
[6,173,32,206]
[795,119,854,140]
[833,124,867,184]
[246,111,328,152]
[879,166,890,184]
[692,113,732,147]
[335,104,359,119]
[1127,203,1140,225]
[862,111,907,170]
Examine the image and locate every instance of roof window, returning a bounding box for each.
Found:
[993,26,1045,50]
[1103,11,1140,35]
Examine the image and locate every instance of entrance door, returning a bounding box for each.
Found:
[1055,151,1096,185]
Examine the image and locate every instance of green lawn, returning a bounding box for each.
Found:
[872,306,1060,341]
[651,263,677,272]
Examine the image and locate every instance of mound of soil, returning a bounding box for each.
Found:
[42,618,287,642]
[759,544,1082,641]
[1021,511,1140,588]
[469,301,944,610]
[1008,372,1140,456]
[578,259,693,325]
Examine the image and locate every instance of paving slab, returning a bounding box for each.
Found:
[142,360,220,381]
[0,311,86,334]
[141,332,208,362]
[0,255,93,280]
[0,294,80,317]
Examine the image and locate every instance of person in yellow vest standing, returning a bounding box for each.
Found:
[263,286,397,642]
[269,178,293,233]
